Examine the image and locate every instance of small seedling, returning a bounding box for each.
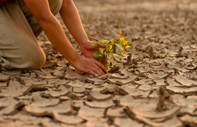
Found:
[92,30,131,67]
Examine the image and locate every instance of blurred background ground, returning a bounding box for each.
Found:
[0,0,197,127]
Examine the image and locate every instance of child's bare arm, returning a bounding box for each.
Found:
[23,0,107,75]
[59,0,89,47]
[59,0,108,67]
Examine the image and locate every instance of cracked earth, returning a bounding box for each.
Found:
[0,0,197,127]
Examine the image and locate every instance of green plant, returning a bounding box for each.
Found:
[92,30,131,67]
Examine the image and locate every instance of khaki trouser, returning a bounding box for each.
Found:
[0,0,63,69]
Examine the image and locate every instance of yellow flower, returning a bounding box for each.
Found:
[107,56,111,59]
[125,45,131,49]
[121,48,124,51]
[116,34,121,39]
[123,40,128,45]
[109,45,112,50]
[120,37,125,42]
[121,51,127,55]
[120,30,122,35]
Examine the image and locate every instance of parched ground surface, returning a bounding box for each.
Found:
[0,0,197,127]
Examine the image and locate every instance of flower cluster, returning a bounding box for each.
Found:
[92,30,131,67]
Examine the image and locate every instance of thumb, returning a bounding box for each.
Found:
[93,43,106,49]
[98,43,106,48]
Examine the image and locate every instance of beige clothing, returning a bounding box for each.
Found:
[0,0,63,69]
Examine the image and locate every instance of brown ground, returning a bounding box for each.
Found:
[0,0,197,127]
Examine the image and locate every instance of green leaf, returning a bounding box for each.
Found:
[93,50,101,57]
[113,54,121,62]
[110,39,115,45]
[105,64,110,68]
[92,41,100,48]
[115,43,123,49]
[102,40,109,44]
[103,52,107,58]
[99,48,103,54]
[106,45,110,52]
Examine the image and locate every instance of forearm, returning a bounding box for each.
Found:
[60,0,89,47]
[38,16,79,64]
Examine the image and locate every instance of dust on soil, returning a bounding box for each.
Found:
[0,0,197,127]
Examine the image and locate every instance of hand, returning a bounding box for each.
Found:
[80,41,109,68]
[72,56,107,76]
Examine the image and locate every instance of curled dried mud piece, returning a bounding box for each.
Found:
[179,114,197,124]
[0,81,29,97]
[30,98,60,107]
[25,101,72,117]
[135,115,183,127]
[108,75,137,85]
[64,68,89,81]
[78,105,105,119]
[89,91,112,101]
[99,85,128,96]
[0,74,10,82]
[86,77,105,85]
[106,107,126,117]
[131,106,180,119]
[23,85,49,95]
[108,65,120,73]
[166,86,197,95]
[114,117,143,127]
[53,112,84,125]
[38,73,57,79]
[43,86,71,98]
[172,74,197,87]
[0,99,25,115]
[84,117,108,127]
[110,73,128,79]
[85,100,114,108]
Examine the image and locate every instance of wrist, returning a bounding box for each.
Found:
[69,54,81,65]
[78,40,90,48]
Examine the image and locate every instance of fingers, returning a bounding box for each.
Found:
[94,60,108,74]
[74,57,107,76]
[89,70,98,77]
[91,42,106,50]
[87,60,106,76]
[92,65,105,75]
[86,68,101,77]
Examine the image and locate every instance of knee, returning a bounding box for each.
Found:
[13,49,46,69]
[3,49,46,70]
[25,50,46,69]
